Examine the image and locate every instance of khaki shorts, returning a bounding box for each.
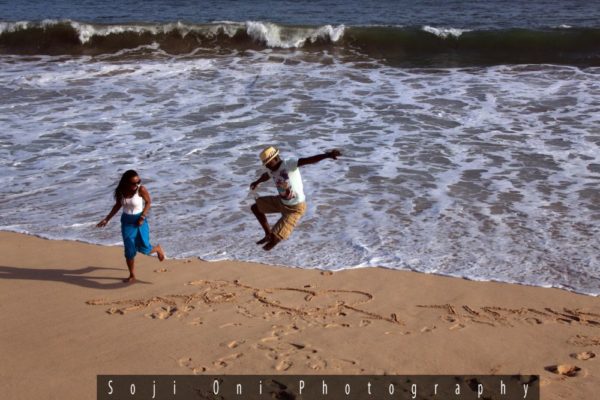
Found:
[255,196,306,241]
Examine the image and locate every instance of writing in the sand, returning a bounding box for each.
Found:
[98,375,539,399]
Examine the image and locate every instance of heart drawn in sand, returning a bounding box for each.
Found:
[252,286,402,325]
[253,287,373,315]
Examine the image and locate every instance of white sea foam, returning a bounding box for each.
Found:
[0,20,30,33]
[245,21,344,48]
[422,25,469,38]
[0,52,599,294]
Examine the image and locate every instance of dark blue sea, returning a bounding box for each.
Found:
[1,1,599,294]
[2,0,600,28]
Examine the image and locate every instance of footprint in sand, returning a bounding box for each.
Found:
[252,343,279,360]
[213,353,243,369]
[275,360,292,371]
[222,340,245,349]
[146,306,178,320]
[571,351,596,360]
[178,357,192,367]
[544,364,581,377]
[252,343,271,351]
[154,268,168,273]
[307,357,327,370]
[265,326,299,340]
[449,323,466,330]
[178,357,207,374]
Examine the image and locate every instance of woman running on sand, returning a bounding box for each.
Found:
[97,170,165,283]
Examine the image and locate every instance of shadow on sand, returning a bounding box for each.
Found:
[0,265,151,289]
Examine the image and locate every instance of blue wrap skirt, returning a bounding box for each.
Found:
[120,212,152,259]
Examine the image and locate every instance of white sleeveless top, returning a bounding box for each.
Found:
[122,187,144,215]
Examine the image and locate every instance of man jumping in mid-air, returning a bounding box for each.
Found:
[250,146,342,251]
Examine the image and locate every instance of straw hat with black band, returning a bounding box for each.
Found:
[259,146,279,165]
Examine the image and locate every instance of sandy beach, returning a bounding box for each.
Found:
[0,231,598,399]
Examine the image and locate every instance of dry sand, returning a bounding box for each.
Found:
[1,231,599,399]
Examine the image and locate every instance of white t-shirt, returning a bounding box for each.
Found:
[266,157,305,206]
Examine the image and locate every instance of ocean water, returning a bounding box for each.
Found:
[1,1,599,294]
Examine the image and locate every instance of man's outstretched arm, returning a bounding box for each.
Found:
[250,172,270,190]
[298,149,342,167]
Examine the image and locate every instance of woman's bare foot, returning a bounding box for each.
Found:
[156,245,165,262]
[150,244,166,261]
[123,275,136,283]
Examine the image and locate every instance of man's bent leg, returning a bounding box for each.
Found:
[253,196,286,245]
[263,203,306,251]
[251,203,271,238]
